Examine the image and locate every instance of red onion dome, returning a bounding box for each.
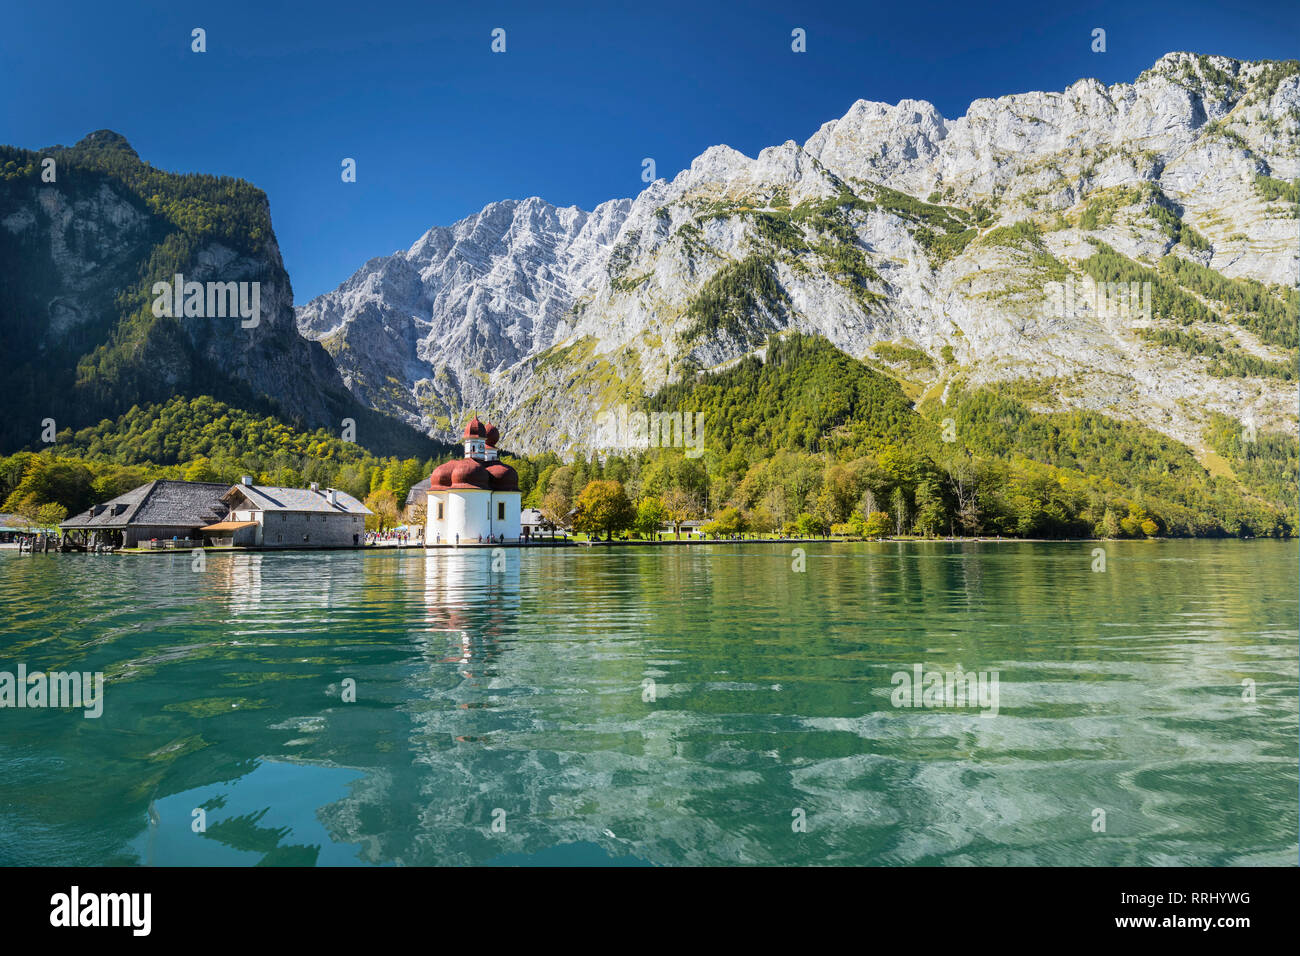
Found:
[484,422,500,448]
[431,458,492,490]
[462,416,490,440]
[486,461,519,492]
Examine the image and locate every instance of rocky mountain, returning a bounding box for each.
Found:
[0,131,441,459]
[297,52,1299,458]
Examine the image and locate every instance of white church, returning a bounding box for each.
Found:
[425,417,521,545]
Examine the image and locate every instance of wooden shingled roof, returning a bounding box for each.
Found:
[61,480,230,530]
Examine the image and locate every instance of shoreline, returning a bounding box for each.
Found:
[24,534,1288,556]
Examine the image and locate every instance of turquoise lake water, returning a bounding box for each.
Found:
[0,540,1295,865]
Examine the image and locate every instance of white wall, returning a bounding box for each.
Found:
[425,490,520,543]
[426,492,449,544]
[451,490,491,541]
[491,492,521,539]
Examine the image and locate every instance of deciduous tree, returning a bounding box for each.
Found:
[572,480,635,541]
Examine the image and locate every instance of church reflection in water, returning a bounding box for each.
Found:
[420,548,519,684]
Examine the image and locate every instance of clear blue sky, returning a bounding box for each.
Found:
[3,0,1296,302]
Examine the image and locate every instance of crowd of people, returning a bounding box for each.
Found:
[365,529,414,546]
[428,532,515,545]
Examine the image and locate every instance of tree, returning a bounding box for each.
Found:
[832,512,867,537]
[1120,503,1150,538]
[660,487,699,537]
[703,506,745,537]
[1095,509,1121,539]
[640,452,709,504]
[746,505,777,535]
[10,493,42,526]
[1,458,95,516]
[633,497,667,538]
[795,512,827,536]
[863,511,891,537]
[761,484,787,531]
[823,461,861,522]
[572,480,635,541]
[812,485,840,529]
[912,476,948,537]
[546,464,580,504]
[860,485,879,517]
[890,486,907,536]
[36,502,68,529]
[1014,494,1046,537]
[363,489,399,532]
[389,458,426,502]
[183,457,221,483]
[90,464,152,501]
[539,489,571,530]
[944,456,982,535]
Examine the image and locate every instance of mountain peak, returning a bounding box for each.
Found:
[1138,51,1254,89]
[70,130,139,159]
[1148,51,1237,72]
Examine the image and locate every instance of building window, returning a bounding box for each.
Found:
[282,513,286,521]
[498,502,505,520]
[276,534,282,543]
[437,503,444,520]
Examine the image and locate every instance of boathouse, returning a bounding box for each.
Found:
[60,480,230,549]
[0,514,29,543]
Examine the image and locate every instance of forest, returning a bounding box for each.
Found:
[522,334,1295,539]
[3,334,1294,540]
[0,396,444,532]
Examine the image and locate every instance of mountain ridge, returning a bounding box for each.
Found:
[295,51,1299,459]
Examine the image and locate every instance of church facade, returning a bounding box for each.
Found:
[425,417,521,544]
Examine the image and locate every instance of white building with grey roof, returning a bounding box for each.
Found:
[217,478,371,548]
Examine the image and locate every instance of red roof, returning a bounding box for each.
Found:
[432,417,516,491]
[486,461,519,492]
[429,459,519,493]
[431,458,492,490]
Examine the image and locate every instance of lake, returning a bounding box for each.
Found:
[0,540,1295,866]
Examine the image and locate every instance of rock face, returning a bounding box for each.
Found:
[297,196,633,431]
[297,53,1300,456]
[0,131,440,458]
